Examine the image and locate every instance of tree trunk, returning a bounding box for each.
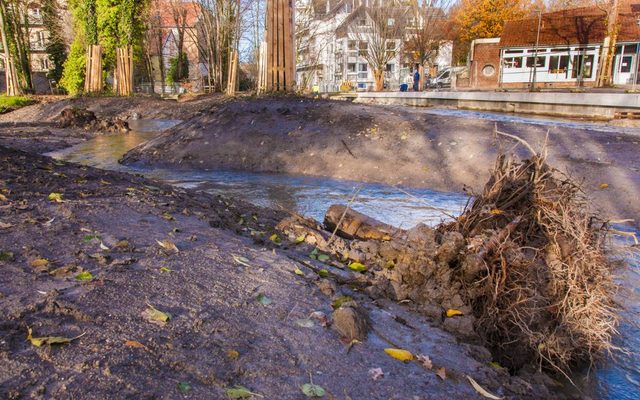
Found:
[596,0,620,87]
[0,0,23,95]
[374,69,384,92]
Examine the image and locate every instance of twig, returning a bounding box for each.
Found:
[341,139,357,158]
[494,128,538,157]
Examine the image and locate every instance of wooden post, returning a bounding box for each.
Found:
[266,0,295,91]
[257,41,267,94]
[226,49,238,96]
[116,46,134,96]
[84,44,103,94]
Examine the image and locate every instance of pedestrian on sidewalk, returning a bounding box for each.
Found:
[413,63,420,92]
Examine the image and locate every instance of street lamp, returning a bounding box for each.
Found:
[530,9,543,92]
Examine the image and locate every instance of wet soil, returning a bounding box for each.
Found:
[0,145,561,399]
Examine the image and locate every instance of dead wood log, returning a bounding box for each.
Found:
[324,205,400,241]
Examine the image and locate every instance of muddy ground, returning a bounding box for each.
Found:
[0,145,564,399]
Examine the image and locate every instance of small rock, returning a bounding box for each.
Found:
[316,279,336,297]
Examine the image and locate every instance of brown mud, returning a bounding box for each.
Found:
[0,145,567,399]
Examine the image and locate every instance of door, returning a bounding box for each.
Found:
[614,54,636,85]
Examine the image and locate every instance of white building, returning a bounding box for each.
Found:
[296,0,452,92]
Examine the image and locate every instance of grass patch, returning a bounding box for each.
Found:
[0,96,33,113]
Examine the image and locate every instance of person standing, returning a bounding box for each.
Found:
[412,63,420,92]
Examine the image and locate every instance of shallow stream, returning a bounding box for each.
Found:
[45,117,639,400]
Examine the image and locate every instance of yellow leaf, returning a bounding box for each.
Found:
[489,208,503,215]
[467,375,503,399]
[156,239,179,253]
[27,327,82,347]
[348,262,367,272]
[294,267,305,276]
[142,304,171,325]
[269,234,281,244]
[384,348,414,361]
[436,367,447,380]
[30,258,49,268]
[294,234,307,244]
[599,183,609,189]
[446,309,463,318]
[48,192,63,203]
[0,193,7,202]
[226,349,239,359]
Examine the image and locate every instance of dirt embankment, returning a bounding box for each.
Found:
[0,145,565,399]
[118,96,640,227]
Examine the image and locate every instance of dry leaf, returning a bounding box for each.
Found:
[0,193,8,202]
[142,304,171,325]
[124,340,146,349]
[368,367,384,381]
[233,255,252,267]
[0,221,13,229]
[467,375,503,399]
[599,183,609,189]
[348,262,367,272]
[156,239,179,253]
[446,309,463,318]
[225,349,239,359]
[48,192,63,203]
[384,348,414,361]
[30,258,49,268]
[27,328,83,347]
[416,354,433,370]
[436,367,446,380]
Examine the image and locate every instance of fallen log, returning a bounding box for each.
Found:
[324,205,400,241]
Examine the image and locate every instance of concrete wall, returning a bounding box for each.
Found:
[336,91,640,120]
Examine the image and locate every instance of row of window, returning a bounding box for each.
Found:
[502,54,595,78]
[343,63,395,73]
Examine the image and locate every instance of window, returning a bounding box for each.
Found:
[387,18,395,26]
[503,57,523,68]
[526,56,546,68]
[348,40,357,51]
[386,63,394,72]
[386,41,395,51]
[620,56,633,73]
[571,54,595,79]
[358,41,367,56]
[359,63,368,72]
[357,18,367,26]
[549,55,569,74]
[347,63,356,73]
[482,64,496,77]
[41,58,49,70]
[504,49,523,54]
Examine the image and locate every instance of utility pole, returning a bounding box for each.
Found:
[530,9,542,92]
[596,0,620,87]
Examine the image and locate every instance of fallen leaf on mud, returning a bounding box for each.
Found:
[348,262,367,272]
[309,311,329,327]
[294,267,305,276]
[295,234,307,244]
[331,296,353,309]
[75,271,93,281]
[142,304,171,325]
[599,183,609,189]
[177,382,192,393]
[317,269,329,278]
[446,309,463,318]
[309,248,319,259]
[488,361,504,370]
[48,192,63,203]
[416,354,433,370]
[27,328,83,347]
[115,240,130,249]
[83,234,101,242]
[295,319,315,328]
[226,349,240,359]
[256,293,272,306]
[467,375,503,399]
[269,233,281,244]
[436,367,447,380]
[0,193,7,202]
[124,340,146,349]
[159,267,173,273]
[30,258,49,268]
[317,253,330,263]
[162,212,174,221]
[226,385,262,398]
[99,180,112,186]
[384,348,414,361]
[0,251,14,261]
[156,239,179,253]
[99,242,109,251]
[301,383,326,398]
[233,255,252,267]
[0,222,13,229]
[369,367,384,381]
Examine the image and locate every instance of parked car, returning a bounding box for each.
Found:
[429,66,467,88]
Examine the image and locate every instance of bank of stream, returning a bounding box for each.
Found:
[45,120,639,400]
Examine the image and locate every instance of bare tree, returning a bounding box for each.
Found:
[295,0,334,92]
[404,0,452,73]
[348,5,407,91]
